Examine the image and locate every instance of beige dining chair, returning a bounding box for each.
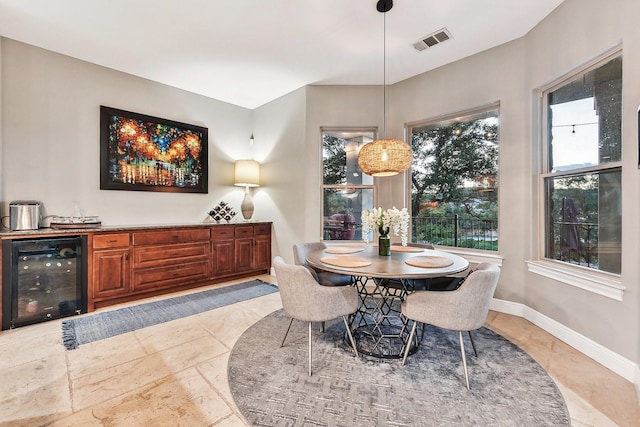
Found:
[273,256,359,376]
[293,242,352,286]
[400,262,500,389]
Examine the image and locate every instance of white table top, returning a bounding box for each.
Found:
[306,245,469,279]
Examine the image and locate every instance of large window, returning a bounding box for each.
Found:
[321,128,376,241]
[542,53,622,274]
[408,105,499,251]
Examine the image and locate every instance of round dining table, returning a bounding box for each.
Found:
[306,244,469,358]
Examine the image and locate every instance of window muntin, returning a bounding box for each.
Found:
[321,129,376,241]
[408,106,499,251]
[542,54,622,274]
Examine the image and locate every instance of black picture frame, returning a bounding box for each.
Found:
[100,106,208,193]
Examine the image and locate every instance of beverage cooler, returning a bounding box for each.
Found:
[2,236,87,330]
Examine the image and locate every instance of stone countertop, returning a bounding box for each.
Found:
[0,220,272,238]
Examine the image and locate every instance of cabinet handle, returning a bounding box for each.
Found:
[124,253,129,260]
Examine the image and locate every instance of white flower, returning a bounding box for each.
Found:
[361,207,409,246]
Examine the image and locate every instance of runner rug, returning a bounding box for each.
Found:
[228,309,570,426]
[61,279,277,350]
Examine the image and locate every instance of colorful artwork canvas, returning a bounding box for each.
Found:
[100,106,208,193]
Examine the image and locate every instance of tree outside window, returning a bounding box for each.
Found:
[409,106,499,251]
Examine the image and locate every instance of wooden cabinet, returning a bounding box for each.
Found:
[131,229,210,292]
[86,223,271,311]
[92,233,131,300]
[211,227,235,276]
[235,223,272,273]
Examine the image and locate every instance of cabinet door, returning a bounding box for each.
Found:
[92,249,130,299]
[212,239,235,275]
[235,238,254,272]
[252,235,271,271]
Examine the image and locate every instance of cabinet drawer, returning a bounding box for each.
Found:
[132,228,210,246]
[132,261,209,291]
[234,226,254,238]
[211,226,235,240]
[254,224,271,236]
[93,233,130,249]
[132,242,210,268]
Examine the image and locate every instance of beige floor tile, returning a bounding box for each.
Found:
[0,322,65,368]
[66,330,147,380]
[197,352,235,408]
[197,304,264,350]
[0,352,72,425]
[71,335,228,410]
[53,368,233,426]
[1,275,638,427]
[134,315,211,354]
[554,380,618,427]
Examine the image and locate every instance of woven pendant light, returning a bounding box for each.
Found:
[358,138,412,177]
[357,0,412,177]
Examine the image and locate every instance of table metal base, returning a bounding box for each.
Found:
[349,276,418,359]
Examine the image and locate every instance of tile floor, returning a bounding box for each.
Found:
[0,274,638,426]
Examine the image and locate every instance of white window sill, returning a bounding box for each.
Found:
[526,260,624,301]
[434,247,504,267]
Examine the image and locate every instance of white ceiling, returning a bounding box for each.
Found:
[0,0,564,109]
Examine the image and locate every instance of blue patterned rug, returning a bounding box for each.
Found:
[62,280,277,350]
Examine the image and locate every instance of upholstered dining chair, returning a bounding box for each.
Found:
[293,242,352,286]
[272,256,359,376]
[400,262,500,389]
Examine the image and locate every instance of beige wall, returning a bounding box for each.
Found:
[0,38,253,225]
[526,0,640,370]
[250,88,307,263]
[389,0,639,364]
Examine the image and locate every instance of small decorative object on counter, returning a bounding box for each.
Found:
[209,201,237,223]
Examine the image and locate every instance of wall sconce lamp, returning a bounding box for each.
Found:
[234,159,260,221]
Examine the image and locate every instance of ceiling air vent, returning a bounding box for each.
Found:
[413,28,452,52]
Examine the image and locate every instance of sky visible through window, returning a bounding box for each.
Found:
[550,98,599,171]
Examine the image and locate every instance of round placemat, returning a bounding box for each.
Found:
[405,255,454,268]
[390,245,426,253]
[325,246,365,254]
[320,256,372,268]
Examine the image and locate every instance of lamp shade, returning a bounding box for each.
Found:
[234,160,260,187]
[357,138,412,177]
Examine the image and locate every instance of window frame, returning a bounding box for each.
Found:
[529,46,625,301]
[319,126,378,242]
[405,102,502,259]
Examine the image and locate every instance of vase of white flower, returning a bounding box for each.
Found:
[361,207,409,256]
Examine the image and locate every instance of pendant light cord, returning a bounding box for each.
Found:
[382,11,387,139]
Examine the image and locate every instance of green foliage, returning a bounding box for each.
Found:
[410,117,498,219]
[322,135,347,185]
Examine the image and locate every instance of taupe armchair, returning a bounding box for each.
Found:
[273,256,359,376]
[401,262,500,389]
[293,242,352,286]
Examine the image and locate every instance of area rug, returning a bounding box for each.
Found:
[228,310,570,426]
[62,279,277,350]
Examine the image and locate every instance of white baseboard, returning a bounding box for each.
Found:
[636,365,640,406]
[490,298,638,387]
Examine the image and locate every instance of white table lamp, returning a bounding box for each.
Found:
[234,160,260,220]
